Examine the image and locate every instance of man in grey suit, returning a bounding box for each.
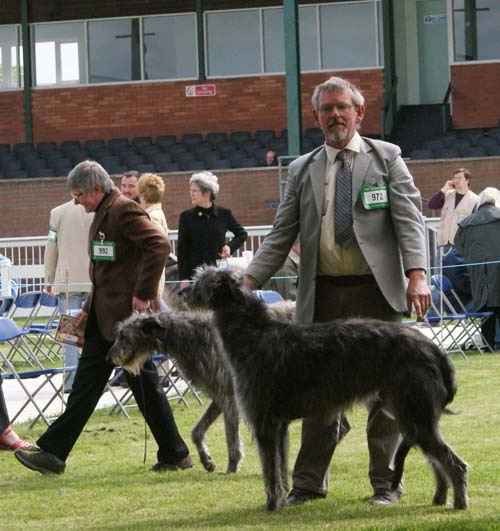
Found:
[244,76,431,507]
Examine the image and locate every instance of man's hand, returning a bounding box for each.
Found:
[132,296,151,313]
[441,180,455,193]
[44,285,54,295]
[74,310,87,347]
[243,274,258,291]
[220,245,231,258]
[406,269,431,318]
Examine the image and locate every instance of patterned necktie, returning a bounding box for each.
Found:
[334,150,354,249]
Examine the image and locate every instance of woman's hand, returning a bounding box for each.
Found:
[220,245,231,258]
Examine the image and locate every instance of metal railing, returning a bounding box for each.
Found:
[1,219,441,294]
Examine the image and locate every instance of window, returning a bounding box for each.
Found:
[89,18,141,83]
[143,14,197,80]
[453,0,500,61]
[33,22,86,86]
[263,8,284,73]
[206,2,383,78]
[206,10,261,76]
[320,2,377,69]
[0,25,22,89]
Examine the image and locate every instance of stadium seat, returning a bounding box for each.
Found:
[4,169,29,179]
[205,159,230,170]
[84,139,105,153]
[132,136,153,148]
[180,160,206,171]
[108,138,130,153]
[181,133,203,146]
[36,141,57,154]
[173,151,196,164]
[13,143,34,154]
[60,140,81,154]
[459,146,487,158]
[0,144,10,153]
[134,163,156,173]
[30,167,55,178]
[156,135,177,149]
[156,161,180,172]
[254,130,276,147]
[229,131,251,146]
[238,157,258,168]
[409,149,433,160]
[205,132,228,146]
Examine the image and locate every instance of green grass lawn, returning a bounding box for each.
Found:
[2,352,500,530]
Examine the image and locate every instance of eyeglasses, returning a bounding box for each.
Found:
[190,188,202,194]
[318,103,355,114]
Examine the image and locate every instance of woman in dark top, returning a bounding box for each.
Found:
[178,171,247,286]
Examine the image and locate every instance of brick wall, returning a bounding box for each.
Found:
[451,63,500,130]
[0,91,26,147]
[1,69,384,147]
[2,157,499,238]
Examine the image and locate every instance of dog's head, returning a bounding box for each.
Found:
[185,266,246,311]
[108,313,161,374]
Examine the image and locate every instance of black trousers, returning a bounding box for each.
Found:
[0,376,10,433]
[37,306,189,463]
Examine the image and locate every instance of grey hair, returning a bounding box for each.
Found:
[311,76,365,112]
[190,171,219,201]
[477,187,500,208]
[67,160,116,194]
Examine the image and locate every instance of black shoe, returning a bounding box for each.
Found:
[14,447,66,475]
[286,488,325,506]
[150,456,193,472]
[369,489,401,506]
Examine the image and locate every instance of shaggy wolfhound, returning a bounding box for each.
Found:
[186,266,469,512]
[108,302,295,474]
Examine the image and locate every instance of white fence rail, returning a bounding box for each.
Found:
[1,219,440,294]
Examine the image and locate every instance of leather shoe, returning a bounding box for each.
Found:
[14,447,66,475]
[286,488,326,506]
[369,489,401,506]
[150,456,193,472]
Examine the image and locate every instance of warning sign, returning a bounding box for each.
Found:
[185,84,216,97]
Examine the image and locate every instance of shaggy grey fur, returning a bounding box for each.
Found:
[186,266,469,512]
[108,301,295,473]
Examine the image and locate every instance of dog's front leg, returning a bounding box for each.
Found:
[254,422,288,511]
[192,400,222,472]
[224,402,244,473]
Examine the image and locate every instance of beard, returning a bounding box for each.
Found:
[325,123,348,144]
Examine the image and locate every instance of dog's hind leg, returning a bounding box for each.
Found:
[224,402,244,473]
[418,431,469,510]
[192,400,222,472]
[391,436,413,493]
[254,420,289,511]
[429,458,450,506]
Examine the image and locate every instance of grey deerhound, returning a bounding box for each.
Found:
[186,266,469,512]
[108,302,295,473]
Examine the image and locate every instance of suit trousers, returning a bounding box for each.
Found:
[291,277,402,495]
[37,305,189,463]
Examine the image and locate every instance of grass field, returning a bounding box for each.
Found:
[2,352,499,530]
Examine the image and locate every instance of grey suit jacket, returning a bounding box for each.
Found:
[246,138,427,323]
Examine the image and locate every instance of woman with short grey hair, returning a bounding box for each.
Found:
[177,171,247,286]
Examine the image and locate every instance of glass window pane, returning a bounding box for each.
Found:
[206,10,261,76]
[33,22,85,86]
[35,41,56,84]
[299,6,319,71]
[453,0,466,60]
[263,8,284,73]
[0,25,20,88]
[143,14,197,80]
[477,0,500,60]
[89,18,140,83]
[320,2,377,69]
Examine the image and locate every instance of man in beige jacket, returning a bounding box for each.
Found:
[44,200,93,392]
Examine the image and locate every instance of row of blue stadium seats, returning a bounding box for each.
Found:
[0,128,325,179]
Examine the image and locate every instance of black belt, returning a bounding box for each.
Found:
[317,275,376,287]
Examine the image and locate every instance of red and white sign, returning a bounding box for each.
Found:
[185,84,216,97]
